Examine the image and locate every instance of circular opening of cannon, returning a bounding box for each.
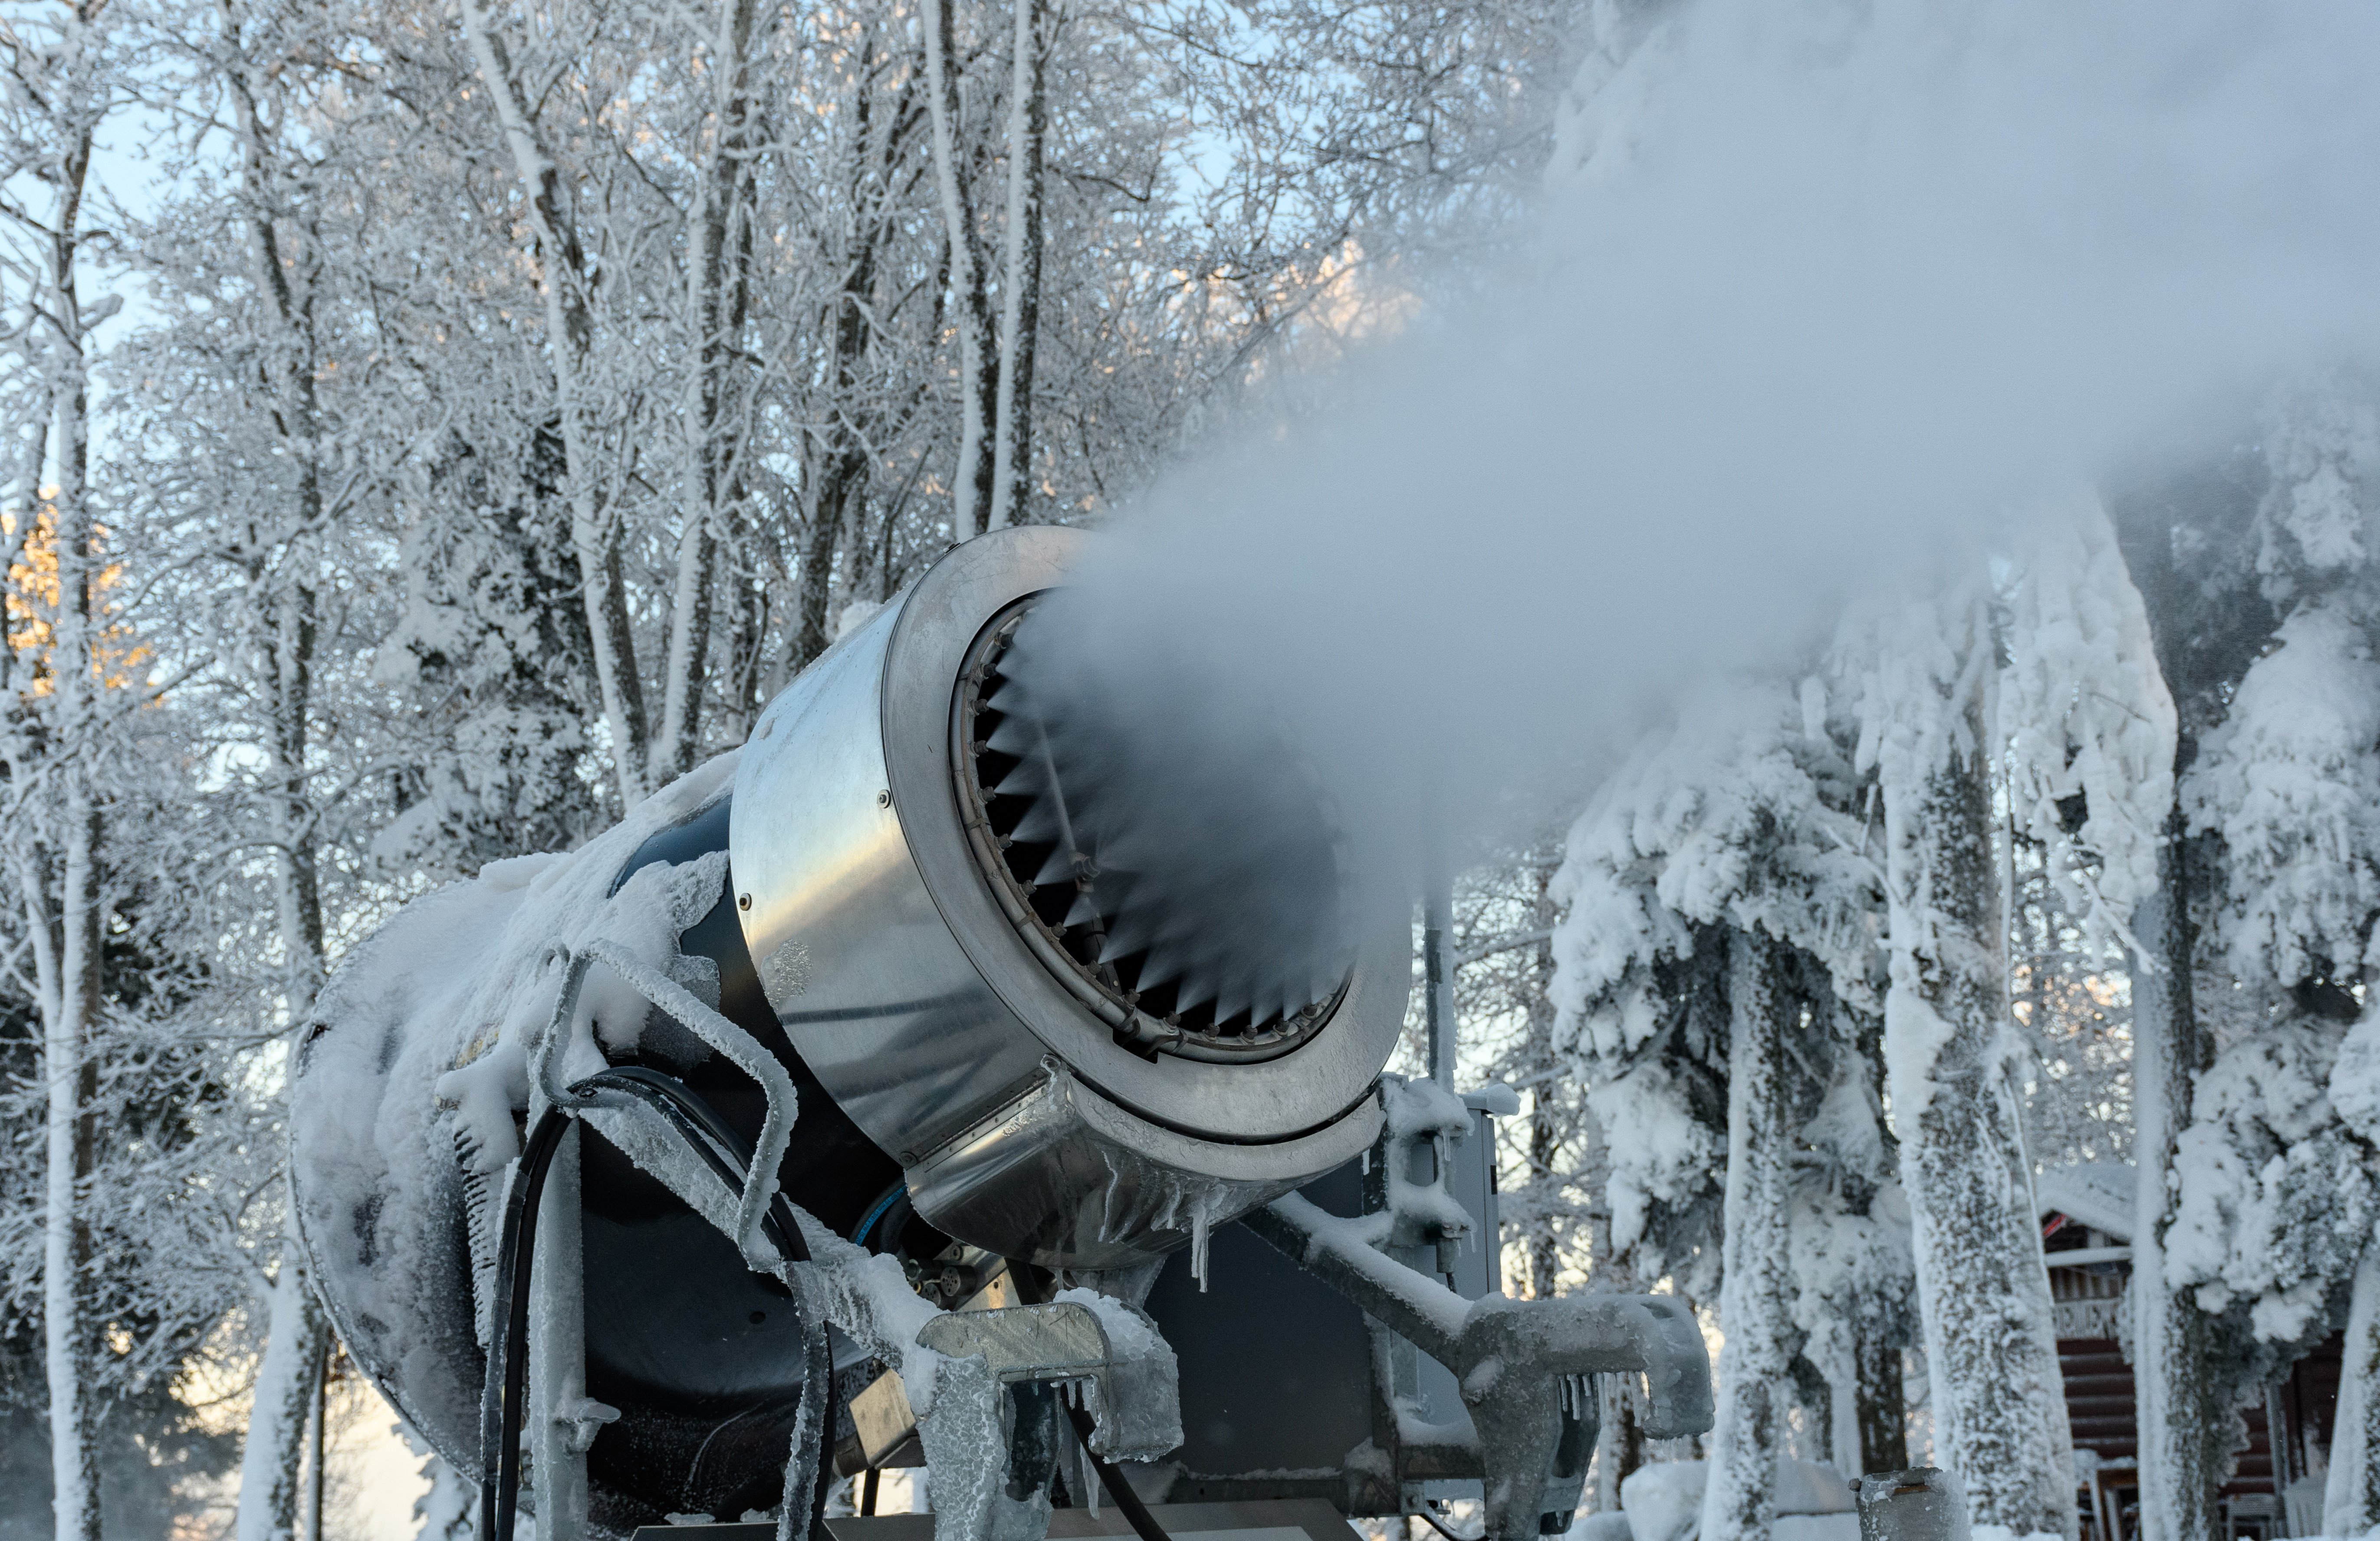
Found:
[952,593,1356,1063]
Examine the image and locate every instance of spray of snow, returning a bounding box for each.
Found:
[1012,0,2380,906]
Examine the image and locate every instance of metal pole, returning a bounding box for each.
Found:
[308,1342,327,1541]
[531,1120,592,1541]
[1423,853,1456,1088]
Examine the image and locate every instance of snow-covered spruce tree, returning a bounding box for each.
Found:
[369,428,605,882]
[1848,578,2076,1540]
[1785,994,1916,1480]
[1552,669,1907,1520]
[1998,499,2190,1538]
[2114,446,2288,1541]
[2147,385,2380,1533]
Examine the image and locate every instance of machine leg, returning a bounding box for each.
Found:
[530,1123,592,1541]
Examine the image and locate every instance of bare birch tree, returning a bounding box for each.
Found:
[457,0,649,806]
[0,1,116,1528]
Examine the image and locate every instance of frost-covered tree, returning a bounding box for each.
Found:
[1847,574,2073,1541]
[1551,668,1910,1521]
[2140,384,2380,1535]
[0,0,144,1526]
[1995,500,2179,1540]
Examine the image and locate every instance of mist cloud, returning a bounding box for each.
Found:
[1015,0,2380,904]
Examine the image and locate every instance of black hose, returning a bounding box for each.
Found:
[1004,1261,1175,1541]
[1410,1505,1481,1541]
[479,1102,571,1541]
[577,1065,812,1265]
[1058,1399,1174,1541]
[478,1068,819,1541]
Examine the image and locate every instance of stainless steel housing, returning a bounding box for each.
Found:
[730,527,1400,1267]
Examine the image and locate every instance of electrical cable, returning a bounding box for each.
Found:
[1410,1505,1481,1541]
[576,1065,813,1264]
[852,1182,907,1249]
[1004,1261,1175,1541]
[479,1101,571,1541]
[478,1067,819,1541]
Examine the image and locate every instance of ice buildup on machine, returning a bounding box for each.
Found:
[288,527,1713,1541]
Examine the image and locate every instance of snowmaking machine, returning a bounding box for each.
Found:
[287,527,1714,1541]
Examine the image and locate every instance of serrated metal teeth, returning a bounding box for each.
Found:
[960,601,1356,1058]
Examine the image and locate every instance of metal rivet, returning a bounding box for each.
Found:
[737,892,753,911]
[876,789,891,808]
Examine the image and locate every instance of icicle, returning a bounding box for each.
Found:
[1192,1197,1212,1292]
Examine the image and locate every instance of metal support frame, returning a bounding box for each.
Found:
[529,1121,596,1541]
[487,933,1696,1541]
[515,938,1183,1541]
[1243,1195,1711,1541]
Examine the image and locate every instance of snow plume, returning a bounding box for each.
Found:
[1006,0,2380,922]
[2255,382,2380,609]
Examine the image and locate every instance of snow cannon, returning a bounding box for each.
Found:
[288,526,1713,1541]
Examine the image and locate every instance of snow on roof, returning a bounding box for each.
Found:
[2035,1161,2135,1242]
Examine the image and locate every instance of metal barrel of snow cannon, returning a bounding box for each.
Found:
[729,525,1403,1267]
[288,527,1404,1532]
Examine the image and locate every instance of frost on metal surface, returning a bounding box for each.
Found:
[1051,1289,1183,1458]
[1379,1078,1479,1265]
[911,1352,1012,1541]
[1247,1187,1712,1541]
[295,742,1191,1541]
[293,754,746,1478]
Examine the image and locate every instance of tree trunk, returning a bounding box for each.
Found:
[45,802,101,1541]
[235,1238,332,1541]
[1699,928,1795,1541]
[922,0,998,536]
[2327,1250,2380,1534]
[1850,1009,1909,1479]
[219,35,343,1533]
[459,0,648,807]
[1853,1333,1908,1477]
[36,56,104,1534]
[230,605,336,1541]
[1522,853,1565,1299]
[1581,1094,1643,1510]
[794,71,891,672]
[654,0,766,781]
[1882,642,2075,1538]
[988,0,1045,529]
[2132,814,2219,1541]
